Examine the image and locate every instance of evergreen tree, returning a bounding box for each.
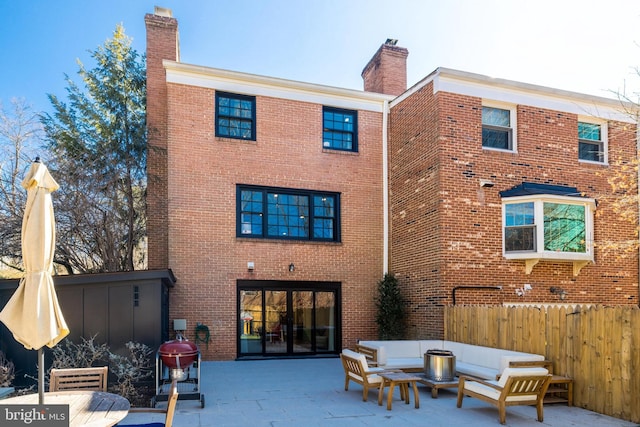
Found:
[375,273,406,340]
[41,24,146,273]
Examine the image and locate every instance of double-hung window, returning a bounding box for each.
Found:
[578,121,606,163]
[501,182,594,275]
[216,92,256,140]
[238,185,340,242]
[323,107,358,152]
[482,105,515,151]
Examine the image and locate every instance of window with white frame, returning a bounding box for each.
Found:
[501,186,595,267]
[578,121,606,163]
[482,105,515,151]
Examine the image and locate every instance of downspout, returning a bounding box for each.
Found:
[383,99,389,274]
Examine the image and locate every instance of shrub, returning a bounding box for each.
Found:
[49,336,154,405]
[0,350,15,387]
[51,335,110,369]
[375,273,406,340]
[108,341,154,403]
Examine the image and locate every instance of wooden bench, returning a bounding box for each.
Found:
[49,367,108,392]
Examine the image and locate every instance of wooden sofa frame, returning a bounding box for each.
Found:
[456,373,552,424]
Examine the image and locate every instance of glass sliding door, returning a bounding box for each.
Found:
[239,290,263,354]
[292,291,313,353]
[315,291,335,351]
[237,281,340,357]
[265,290,287,354]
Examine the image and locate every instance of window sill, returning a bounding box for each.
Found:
[482,147,517,154]
[578,159,608,167]
[505,252,593,276]
[322,148,359,156]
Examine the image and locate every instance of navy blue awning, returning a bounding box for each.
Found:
[499,182,584,198]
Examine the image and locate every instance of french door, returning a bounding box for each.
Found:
[237,281,340,357]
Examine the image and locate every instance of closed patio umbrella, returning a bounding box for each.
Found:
[0,159,69,404]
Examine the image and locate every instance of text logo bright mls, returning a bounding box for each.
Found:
[1,405,68,426]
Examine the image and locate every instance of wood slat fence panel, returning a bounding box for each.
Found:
[444,304,640,424]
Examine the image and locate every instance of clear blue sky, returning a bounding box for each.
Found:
[2,0,640,115]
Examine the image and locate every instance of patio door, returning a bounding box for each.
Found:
[238,281,340,357]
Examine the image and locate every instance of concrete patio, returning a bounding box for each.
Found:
[120,357,637,427]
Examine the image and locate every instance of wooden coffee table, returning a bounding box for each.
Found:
[377,371,421,410]
[416,373,459,398]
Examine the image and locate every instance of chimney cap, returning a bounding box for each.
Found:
[385,38,398,46]
[154,6,173,17]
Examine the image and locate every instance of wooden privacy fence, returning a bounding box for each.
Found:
[444,305,640,424]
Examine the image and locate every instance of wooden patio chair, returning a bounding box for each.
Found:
[49,366,108,392]
[121,379,179,427]
[340,349,387,401]
[456,367,551,425]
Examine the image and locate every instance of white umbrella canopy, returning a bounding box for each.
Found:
[0,160,69,402]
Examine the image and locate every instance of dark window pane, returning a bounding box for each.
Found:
[322,107,357,151]
[239,187,338,241]
[482,128,510,149]
[505,226,536,252]
[579,141,602,162]
[216,92,255,140]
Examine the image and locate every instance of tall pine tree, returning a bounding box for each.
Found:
[41,24,146,273]
[375,273,406,340]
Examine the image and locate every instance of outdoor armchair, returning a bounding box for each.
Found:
[340,349,386,401]
[456,367,551,424]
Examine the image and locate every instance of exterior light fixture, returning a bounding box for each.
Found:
[515,284,532,297]
[550,286,567,300]
[289,263,295,272]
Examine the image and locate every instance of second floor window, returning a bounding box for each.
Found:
[323,107,358,152]
[216,92,256,140]
[482,106,514,151]
[238,185,340,242]
[578,121,604,163]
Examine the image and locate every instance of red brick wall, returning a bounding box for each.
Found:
[390,86,639,339]
[162,84,385,359]
[362,44,408,96]
[145,13,178,269]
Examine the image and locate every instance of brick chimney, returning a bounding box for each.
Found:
[145,7,179,269]
[361,39,408,96]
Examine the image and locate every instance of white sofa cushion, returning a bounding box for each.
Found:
[356,340,545,380]
[381,340,422,359]
[499,354,546,373]
[384,358,424,370]
[456,361,498,380]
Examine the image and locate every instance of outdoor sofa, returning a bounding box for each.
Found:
[355,340,545,380]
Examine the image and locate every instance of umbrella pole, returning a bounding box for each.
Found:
[38,347,44,404]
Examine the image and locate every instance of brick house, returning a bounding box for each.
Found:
[145,8,638,359]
